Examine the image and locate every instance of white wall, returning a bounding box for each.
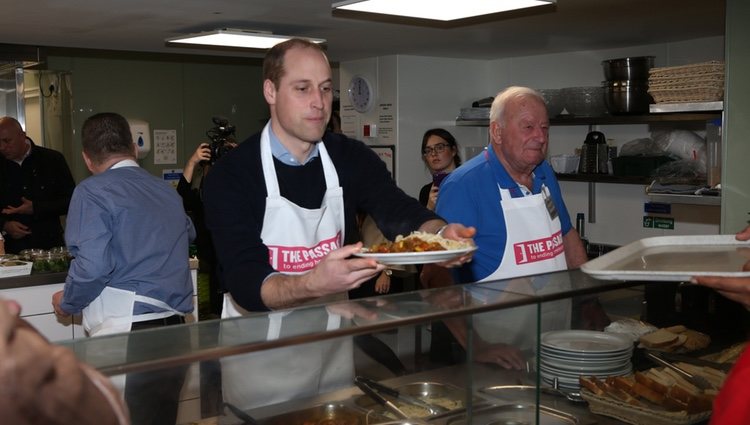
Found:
[394,55,491,196]
[341,36,725,247]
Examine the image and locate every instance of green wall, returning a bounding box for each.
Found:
[722,0,750,232]
[47,52,268,182]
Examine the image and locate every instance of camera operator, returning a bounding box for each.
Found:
[178,118,238,316]
[176,118,237,418]
[204,116,237,166]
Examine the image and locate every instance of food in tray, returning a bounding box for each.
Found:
[639,325,711,353]
[0,260,27,267]
[580,361,727,418]
[377,396,462,420]
[604,318,658,342]
[366,231,471,253]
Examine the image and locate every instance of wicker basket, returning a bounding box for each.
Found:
[649,72,725,86]
[648,61,725,103]
[649,85,724,103]
[649,61,725,78]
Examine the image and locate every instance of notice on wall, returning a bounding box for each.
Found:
[377,103,395,142]
[369,145,395,179]
[162,168,183,189]
[643,216,674,230]
[341,105,359,139]
[154,129,177,164]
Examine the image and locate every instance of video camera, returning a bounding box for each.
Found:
[205,116,237,165]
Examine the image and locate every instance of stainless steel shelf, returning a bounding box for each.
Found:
[456,110,722,127]
[650,101,723,113]
[646,193,722,206]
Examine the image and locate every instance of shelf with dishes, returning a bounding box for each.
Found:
[456,102,723,211]
[456,111,721,127]
[555,173,653,185]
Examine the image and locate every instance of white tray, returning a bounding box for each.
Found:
[0,260,32,277]
[580,235,750,281]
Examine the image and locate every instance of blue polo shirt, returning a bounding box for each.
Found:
[435,147,573,283]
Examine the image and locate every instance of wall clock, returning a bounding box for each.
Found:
[347,75,374,113]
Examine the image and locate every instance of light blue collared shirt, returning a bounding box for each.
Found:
[269,125,320,166]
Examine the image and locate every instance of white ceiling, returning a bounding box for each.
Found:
[0,0,725,63]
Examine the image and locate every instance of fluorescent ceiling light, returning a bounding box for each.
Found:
[166,29,326,50]
[333,0,555,21]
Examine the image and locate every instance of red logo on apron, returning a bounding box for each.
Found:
[267,233,341,273]
[513,230,564,265]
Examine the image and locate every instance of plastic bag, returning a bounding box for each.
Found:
[653,159,706,185]
[618,138,664,156]
[652,129,706,168]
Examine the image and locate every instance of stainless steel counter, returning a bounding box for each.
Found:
[229,363,626,425]
[0,271,67,290]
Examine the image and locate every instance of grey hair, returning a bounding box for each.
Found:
[489,86,545,125]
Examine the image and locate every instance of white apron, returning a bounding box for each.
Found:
[81,286,185,393]
[82,286,184,337]
[221,123,352,410]
[474,183,570,350]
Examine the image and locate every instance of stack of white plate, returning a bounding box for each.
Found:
[539,330,634,391]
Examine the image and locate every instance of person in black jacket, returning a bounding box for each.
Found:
[418,128,461,211]
[178,142,224,316]
[0,117,75,253]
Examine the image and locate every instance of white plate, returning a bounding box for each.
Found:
[581,235,750,281]
[541,330,632,354]
[540,357,632,373]
[541,364,632,385]
[354,246,477,265]
[540,362,633,378]
[541,343,632,357]
[541,346,632,360]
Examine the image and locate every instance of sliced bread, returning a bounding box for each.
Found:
[640,328,680,348]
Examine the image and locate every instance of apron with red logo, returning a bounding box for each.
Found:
[221,123,352,410]
[474,181,570,352]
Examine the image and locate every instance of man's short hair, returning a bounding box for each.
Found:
[489,86,545,126]
[81,112,134,164]
[263,38,327,89]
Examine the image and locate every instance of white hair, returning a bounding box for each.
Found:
[489,86,545,125]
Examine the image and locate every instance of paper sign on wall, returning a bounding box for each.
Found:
[369,145,395,180]
[154,129,177,164]
[162,168,183,189]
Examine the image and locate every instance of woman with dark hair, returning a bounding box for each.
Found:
[418,128,461,210]
[417,128,465,365]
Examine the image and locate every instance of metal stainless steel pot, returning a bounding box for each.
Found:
[603,80,653,114]
[601,56,655,81]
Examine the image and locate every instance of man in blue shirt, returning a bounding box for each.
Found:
[425,86,589,369]
[51,112,195,425]
[435,86,587,283]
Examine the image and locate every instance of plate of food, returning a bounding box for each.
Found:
[354,231,476,265]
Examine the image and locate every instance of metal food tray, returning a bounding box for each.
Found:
[256,402,385,425]
[355,382,476,421]
[580,235,750,281]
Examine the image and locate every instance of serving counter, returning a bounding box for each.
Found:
[58,269,733,424]
[0,258,200,342]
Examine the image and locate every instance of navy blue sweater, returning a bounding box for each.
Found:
[203,130,439,311]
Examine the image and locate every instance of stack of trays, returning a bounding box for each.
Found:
[539,330,634,391]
